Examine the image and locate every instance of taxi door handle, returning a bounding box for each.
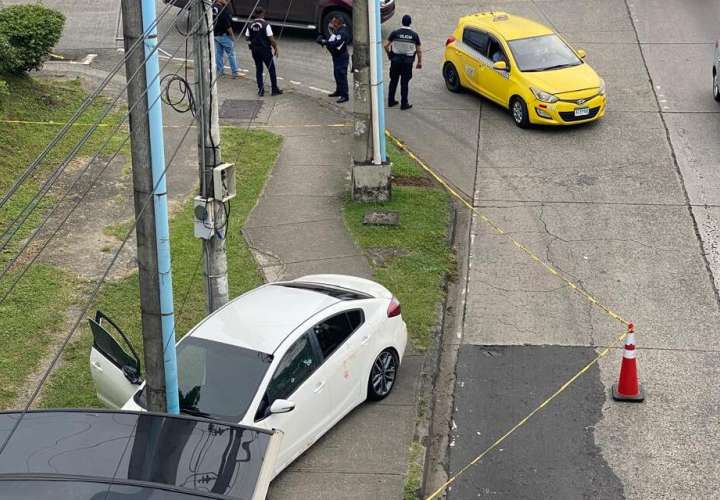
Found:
[313,380,326,394]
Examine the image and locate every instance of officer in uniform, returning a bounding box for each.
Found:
[245,7,282,97]
[317,17,352,104]
[385,14,422,110]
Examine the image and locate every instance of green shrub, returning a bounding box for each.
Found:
[0,5,65,74]
[0,78,8,113]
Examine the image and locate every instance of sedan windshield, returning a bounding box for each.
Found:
[135,337,272,422]
[508,34,582,72]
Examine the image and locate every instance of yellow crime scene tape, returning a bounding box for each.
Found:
[383,130,634,499]
[0,119,349,129]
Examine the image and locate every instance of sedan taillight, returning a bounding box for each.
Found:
[446,36,456,47]
[387,296,401,318]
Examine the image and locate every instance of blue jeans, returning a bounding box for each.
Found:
[215,34,238,76]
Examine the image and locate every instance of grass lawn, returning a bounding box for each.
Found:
[40,128,282,408]
[343,142,453,352]
[0,75,125,409]
[343,141,454,500]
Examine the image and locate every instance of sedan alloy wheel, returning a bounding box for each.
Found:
[368,349,398,400]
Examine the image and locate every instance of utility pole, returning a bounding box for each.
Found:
[351,0,390,201]
[121,0,179,414]
[191,0,229,313]
[352,0,372,163]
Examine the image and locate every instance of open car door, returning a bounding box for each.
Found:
[88,311,142,408]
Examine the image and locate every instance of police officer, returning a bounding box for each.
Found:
[317,17,352,104]
[245,7,282,97]
[385,14,422,110]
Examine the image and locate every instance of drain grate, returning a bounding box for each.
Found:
[219,99,263,120]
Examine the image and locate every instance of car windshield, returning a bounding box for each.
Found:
[135,337,273,422]
[508,34,582,72]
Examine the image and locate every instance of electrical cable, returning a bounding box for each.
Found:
[0,0,179,212]
[0,115,198,459]
[0,1,227,295]
[0,0,241,456]
[0,0,204,255]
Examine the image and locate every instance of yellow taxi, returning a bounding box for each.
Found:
[443,12,606,127]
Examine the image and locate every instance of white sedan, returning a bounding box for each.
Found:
[89,274,408,476]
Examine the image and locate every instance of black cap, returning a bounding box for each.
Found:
[402,14,411,26]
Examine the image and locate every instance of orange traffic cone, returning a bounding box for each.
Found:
[612,323,645,402]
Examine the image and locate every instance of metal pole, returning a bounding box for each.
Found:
[121,0,166,413]
[140,0,179,414]
[374,0,387,162]
[367,0,381,165]
[192,0,229,313]
[352,0,372,164]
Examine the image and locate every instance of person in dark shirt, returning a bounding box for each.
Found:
[245,7,282,96]
[213,0,239,78]
[317,17,352,104]
[385,14,422,110]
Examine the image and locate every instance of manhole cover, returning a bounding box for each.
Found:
[220,99,263,120]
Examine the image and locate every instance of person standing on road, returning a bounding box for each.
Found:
[213,0,240,78]
[245,7,282,96]
[317,17,352,104]
[385,14,422,110]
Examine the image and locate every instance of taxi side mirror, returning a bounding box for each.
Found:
[577,49,587,59]
[492,61,507,71]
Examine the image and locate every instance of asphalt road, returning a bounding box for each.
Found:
[35,0,720,497]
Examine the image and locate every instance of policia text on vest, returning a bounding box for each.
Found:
[385,15,422,110]
[245,7,283,97]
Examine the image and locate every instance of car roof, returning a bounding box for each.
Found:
[190,283,341,354]
[459,12,553,41]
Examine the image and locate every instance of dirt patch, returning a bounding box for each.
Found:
[393,175,433,187]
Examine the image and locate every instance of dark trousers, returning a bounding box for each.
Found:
[251,48,279,92]
[332,52,349,99]
[389,60,413,106]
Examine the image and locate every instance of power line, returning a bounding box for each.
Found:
[0,0,238,303]
[0,0,204,255]
[0,0,178,213]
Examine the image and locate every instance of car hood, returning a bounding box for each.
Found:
[523,62,601,96]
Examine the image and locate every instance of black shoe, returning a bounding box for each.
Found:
[401,103,413,110]
[258,88,265,97]
[271,88,283,96]
[328,91,340,97]
[336,96,349,103]
[388,100,399,107]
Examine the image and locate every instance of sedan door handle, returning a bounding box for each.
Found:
[360,336,370,345]
[91,361,103,372]
[313,380,326,394]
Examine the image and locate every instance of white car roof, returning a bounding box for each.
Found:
[190,283,340,353]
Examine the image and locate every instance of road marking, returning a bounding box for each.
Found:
[308,85,332,94]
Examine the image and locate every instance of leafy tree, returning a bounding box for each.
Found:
[0,5,65,74]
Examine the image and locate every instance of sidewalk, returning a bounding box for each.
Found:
[216,77,423,499]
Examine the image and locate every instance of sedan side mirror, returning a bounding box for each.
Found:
[577,49,587,59]
[269,399,295,415]
[492,60,507,71]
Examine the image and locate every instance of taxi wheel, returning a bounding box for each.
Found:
[443,62,462,93]
[510,97,530,128]
[714,70,720,102]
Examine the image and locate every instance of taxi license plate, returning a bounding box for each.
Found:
[574,107,590,117]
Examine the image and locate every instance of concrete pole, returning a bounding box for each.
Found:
[191,0,229,313]
[352,0,372,163]
[351,0,391,202]
[121,0,166,413]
